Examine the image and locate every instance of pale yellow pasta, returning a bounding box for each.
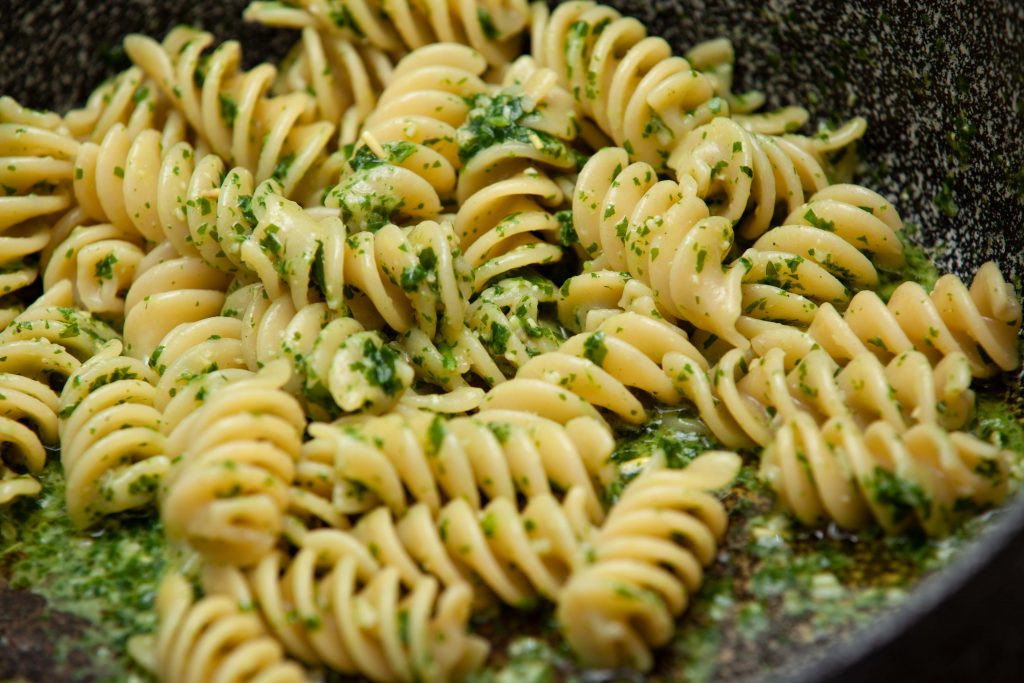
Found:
[237,180,347,310]
[201,528,489,683]
[63,66,179,144]
[122,242,233,361]
[71,120,189,241]
[762,413,1011,535]
[573,146,749,347]
[0,282,119,505]
[353,491,591,607]
[744,261,1022,378]
[532,0,723,169]
[669,346,976,450]
[300,408,614,521]
[231,282,414,417]
[125,27,334,196]
[161,360,306,566]
[482,310,708,424]
[43,222,145,320]
[149,573,309,683]
[269,27,392,142]
[0,118,79,323]
[343,43,488,219]
[245,0,531,67]
[556,451,741,671]
[451,61,577,290]
[57,340,168,528]
[670,116,869,242]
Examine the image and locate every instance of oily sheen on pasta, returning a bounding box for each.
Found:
[0,1,1021,681]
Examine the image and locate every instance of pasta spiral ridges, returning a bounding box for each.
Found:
[670,116,869,242]
[160,360,307,566]
[0,114,79,322]
[202,527,489,683]
[58,339,169,528]
[481,310,709,425]
[298,408,615,522]
[245,0,531,67]
[452,59,578,292]
[573,146,749,347]
[761,412,1011,536]
[0,281,119,504]
[125,26,335,198]
[122,242,234,362]
[556,451,741,671]
[230,282,415,417]
[327,43,488,232]
[669,346,976,450]
[744,261,1023,379]
[306,484,592,611]
[150,573,308,683]
[265,26,392,144]
[731,183,905,332]
[532,0,725,168]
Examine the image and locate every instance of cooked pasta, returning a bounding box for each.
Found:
[58,339,168,527]
[744,261,1022,378]
[1,2,1022,681]
[669,116,869,241]
[0,117,78,325]
[557,451,741,671]
[481,310,708,424]
[761,413,1011,535]
[531,0,724,168]
[125,26,335,197]
[244,0,531,67]
[160,360,307,566]
[230,282,414,417]
[148,573,309,683]
[669,346,976,449]
[298,408,614,520]
[201,527,489,683]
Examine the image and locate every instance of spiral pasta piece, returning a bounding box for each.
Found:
[573,146,748,347]
[326,43,488,231]
[0,113,79,322]
[743,261,1022,379]
[231,282,415,417]
[300,407,614,521]
[202,527,489,683]
[161,360,307,566]
[58,340,169,528]
[532,0,725,168]
[267,27,392,144]
[0,282,119,504]
[125,26,335,197]
[150,573,309,683]
[452,60,578,291]
[461,274,564,375]
[556,451,740,671]
[669,345,976,450]
[481,310,708,424]
[123,242,233,362]
[670,116,870,242]
[762,413,1011,536]
[43,222,146,320]
[245,0,531,67]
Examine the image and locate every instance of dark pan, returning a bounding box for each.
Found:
[1,0,1022,681]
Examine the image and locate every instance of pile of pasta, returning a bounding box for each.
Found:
[1,0,1021,679]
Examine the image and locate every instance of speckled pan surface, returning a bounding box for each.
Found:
[1,0,1023,681]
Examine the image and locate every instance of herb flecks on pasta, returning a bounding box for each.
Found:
[0,2,1021,681]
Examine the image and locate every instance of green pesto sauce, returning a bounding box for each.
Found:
[0,461,166,682]
[876,228,940,301]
